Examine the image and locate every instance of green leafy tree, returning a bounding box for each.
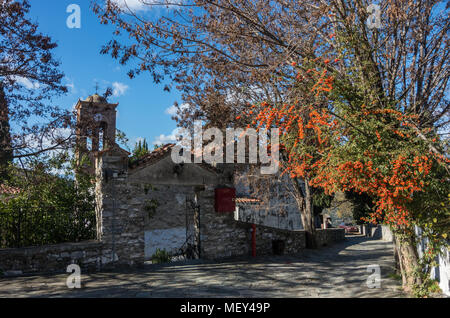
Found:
[0,153,96,248]
[95,0,448,295]
[132,138,149,159]
[345,191,375,225]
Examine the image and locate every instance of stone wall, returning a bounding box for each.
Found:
[314,228,346,247]
[200,202,344,259]
[0,241,112,275]
[127,156,226,260]
[94,153,145,267]
[99,181,195,261]
[381,225,393,242]
[139,184,194,260]
[0,152,146,275]
[198,184,250,259]
[253,225,306,256]
[0,149,347,275]
[200,207,308,259]
[370,225,382,239]
[141,185,193,230]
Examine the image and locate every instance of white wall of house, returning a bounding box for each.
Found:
[415,226,450,296]
[380,225,449,296]
[432,248,450,296]
[235,205,303,230]
[233,165,303,230]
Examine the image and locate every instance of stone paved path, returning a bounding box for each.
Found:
[0,237,407,298]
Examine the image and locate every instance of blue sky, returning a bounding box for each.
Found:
[28,0,181,149]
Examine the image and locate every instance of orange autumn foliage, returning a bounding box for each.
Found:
[238,62,444,231]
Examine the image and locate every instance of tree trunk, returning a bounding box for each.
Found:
[292,177,317,249]
[0,82,12,181]
[393,235,401,272]
[393,232,422,293]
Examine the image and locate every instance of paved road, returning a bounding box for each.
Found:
[0,237,407,298]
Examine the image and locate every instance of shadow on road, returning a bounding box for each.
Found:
[0,237,405,298]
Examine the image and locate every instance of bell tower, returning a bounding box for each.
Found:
[75,94,118,174]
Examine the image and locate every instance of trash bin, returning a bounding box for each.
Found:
[272,240,285,255]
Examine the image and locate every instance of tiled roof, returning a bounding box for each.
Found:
[235,197,262,205]
[83,94,107,103]
[129,143,176,169]
[96,143,131,156]
[75,94,119,110]
[129,143,223,175]
[0,184,21,195]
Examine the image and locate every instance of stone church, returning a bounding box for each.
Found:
[74,94,342,264]
[0,94,345,274]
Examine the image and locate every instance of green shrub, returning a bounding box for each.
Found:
[144,199,159,219]
[388,272,402,281]
[151,248,171,264]
[0,159,96,248]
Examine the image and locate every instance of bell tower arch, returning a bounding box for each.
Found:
[75,94,119,174]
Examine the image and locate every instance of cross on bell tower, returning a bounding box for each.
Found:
[75,93,119,174]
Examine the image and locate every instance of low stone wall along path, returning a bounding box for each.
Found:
[0,237,407,298]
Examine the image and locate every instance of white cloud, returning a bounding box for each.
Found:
[135,136,145,144]
[127,136,146,150]
[110,0,153,11]
[65,77,77,94]
[152,128,182,145]
[24,127,72,150]
[165,103,189,116]
[165,104,178,116]
[111,0,183,12]
[13,76,40,90]
[67,82,75,92]
[112,82,129,97]
[20,127,74,176]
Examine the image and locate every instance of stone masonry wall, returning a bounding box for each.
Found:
[201,221,344,259]
[138,184,195,260]
[0,151,346,274]
[0,152,146,275]
[95,154,145,267]
[199,180,342,259]
[314,228,346,247]
[381,225,393,242]
[198,184,250,259]
[0,241,110,275]
[253,225,306,256]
